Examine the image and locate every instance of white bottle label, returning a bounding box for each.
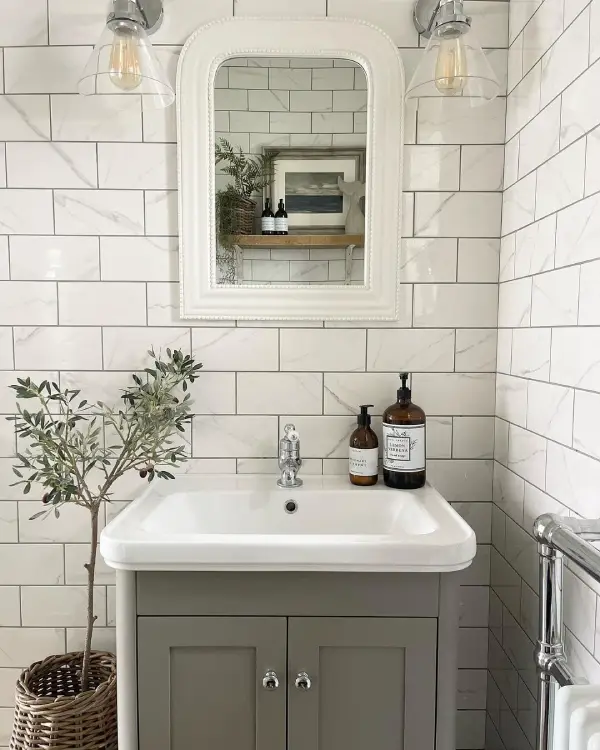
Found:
[349,447,379,477]
[274,217,288,233]
[382,423,425,473]
[262,216,275,232]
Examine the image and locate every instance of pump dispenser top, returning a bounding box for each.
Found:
[397,373,411,402]
[357,404,374,427]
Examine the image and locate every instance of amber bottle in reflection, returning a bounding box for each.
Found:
[382,373,426,490]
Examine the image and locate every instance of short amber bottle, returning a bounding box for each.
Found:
[382,374,426,490]
[349,405,379,486]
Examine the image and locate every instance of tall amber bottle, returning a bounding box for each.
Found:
[382,373,426,490]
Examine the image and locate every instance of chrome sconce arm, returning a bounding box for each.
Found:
[108,0,164,33]
[414,0,442,36]
[414,0,470,38]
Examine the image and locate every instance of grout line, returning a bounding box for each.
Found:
[99,325,105,370]
[54,280,59,326]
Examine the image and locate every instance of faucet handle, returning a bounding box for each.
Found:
[280,424,301,461]
[283,423,300,442]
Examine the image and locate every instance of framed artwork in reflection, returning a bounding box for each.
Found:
[266,148,366,230]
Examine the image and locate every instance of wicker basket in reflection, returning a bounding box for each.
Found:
[10,651,117,750]
[233,196,256,235]
[219,195,256,236]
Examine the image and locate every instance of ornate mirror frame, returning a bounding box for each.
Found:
[177,16,405,321]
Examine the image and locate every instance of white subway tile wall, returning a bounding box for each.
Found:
[0,0,508,747]
[490,0,600,746]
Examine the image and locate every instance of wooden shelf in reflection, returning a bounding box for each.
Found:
[231,234,364,248]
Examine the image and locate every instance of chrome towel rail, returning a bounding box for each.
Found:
[533,514,600,750]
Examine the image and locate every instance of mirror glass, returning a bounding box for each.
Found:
[213,56,369,286]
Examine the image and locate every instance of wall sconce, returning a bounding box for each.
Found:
[78,0,175,109]
[406,0,500,106]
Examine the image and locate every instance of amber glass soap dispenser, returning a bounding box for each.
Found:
[349,405,379,486]
[382,373,426,490]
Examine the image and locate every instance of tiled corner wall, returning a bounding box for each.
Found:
[487,0,600,746]
[0,0,507,747]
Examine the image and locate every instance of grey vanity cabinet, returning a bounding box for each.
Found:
[137,614,437,750]
[137,616,287,750]
[134,571,458,750]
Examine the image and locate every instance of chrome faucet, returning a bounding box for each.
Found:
[277,423,303,488]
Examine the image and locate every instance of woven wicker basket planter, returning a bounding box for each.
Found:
[230,196,256,235]
[10,651,117,750]
[219,195,257,237]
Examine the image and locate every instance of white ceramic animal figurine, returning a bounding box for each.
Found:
[338,177,366,235]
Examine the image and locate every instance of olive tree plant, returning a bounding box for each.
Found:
[8,349,202,691]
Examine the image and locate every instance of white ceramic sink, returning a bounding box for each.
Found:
[100,475,476,572]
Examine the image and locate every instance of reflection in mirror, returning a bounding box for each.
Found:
[213,57,368,286]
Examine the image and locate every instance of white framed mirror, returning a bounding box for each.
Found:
[177,17,404,321]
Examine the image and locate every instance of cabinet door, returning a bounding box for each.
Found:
[138,616,286,750]
[288,617,437,750]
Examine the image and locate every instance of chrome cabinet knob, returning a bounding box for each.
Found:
[262,671,279,690]
[295,672,312,691]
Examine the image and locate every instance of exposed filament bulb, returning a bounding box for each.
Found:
[109,27,142,91]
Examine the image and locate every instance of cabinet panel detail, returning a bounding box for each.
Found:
[288,617,437,750]
[137,572,440,617]
[138,616,286,750]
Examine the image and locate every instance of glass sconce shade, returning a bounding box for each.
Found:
[78,18,174,109]
[406,15,500,105]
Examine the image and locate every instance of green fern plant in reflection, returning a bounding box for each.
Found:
[215,137,277,283]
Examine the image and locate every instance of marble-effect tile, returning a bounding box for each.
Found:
[54,190,145,236]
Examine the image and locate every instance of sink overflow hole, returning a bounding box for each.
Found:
[285,500,298,514]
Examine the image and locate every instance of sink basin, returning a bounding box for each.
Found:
[100,475,476,572]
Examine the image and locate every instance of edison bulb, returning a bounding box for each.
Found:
[435,37,467,95]
[109,28,142,91]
